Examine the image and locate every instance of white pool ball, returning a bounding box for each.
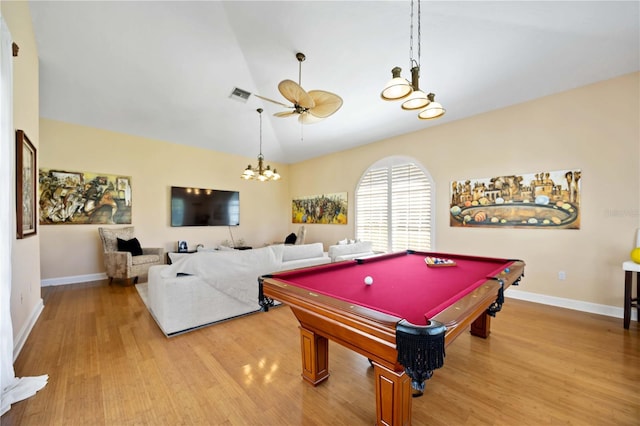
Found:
[364,276,373,285]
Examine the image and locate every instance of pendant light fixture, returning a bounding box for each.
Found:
[380,0,445,120]
[241,108,281,182]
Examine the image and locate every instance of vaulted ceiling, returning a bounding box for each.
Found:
[29,1,639,163]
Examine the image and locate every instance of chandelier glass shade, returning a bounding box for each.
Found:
[381,66,412,101]
[381,0,445,120]
[418,93,445,120]
[241,108,280,181]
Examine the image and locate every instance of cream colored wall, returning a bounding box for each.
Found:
[3,0,43,340]
[289,73,640,308]
[39,119,290,280]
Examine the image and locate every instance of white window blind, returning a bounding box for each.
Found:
[356,160,432,253]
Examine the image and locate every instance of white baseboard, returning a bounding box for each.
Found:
[13,298,44,361]
[41,272,107,287]
[505,288,637,321]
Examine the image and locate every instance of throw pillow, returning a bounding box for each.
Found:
[117,237,143,256]
[284,233,297,245]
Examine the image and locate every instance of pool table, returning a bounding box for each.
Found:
[259,250,524,426]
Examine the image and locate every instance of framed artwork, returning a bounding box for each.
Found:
[16,130,37,239]
[292,192,347,224]
[39,168,132,224]
[449,169,581,229]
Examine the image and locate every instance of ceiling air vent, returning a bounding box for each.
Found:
[229,87,251,103]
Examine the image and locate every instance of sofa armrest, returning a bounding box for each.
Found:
[104,250,132,269]
[147,264,262,336]
[142,247,164,257]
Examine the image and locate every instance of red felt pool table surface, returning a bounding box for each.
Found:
[270,251,515,326]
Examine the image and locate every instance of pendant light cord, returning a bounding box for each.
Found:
[409,0,421,70]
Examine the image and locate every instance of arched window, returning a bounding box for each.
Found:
[355,156,434,253]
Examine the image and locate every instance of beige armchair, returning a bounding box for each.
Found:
[98,226,164,284]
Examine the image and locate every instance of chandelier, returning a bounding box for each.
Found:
[380,0,445,120]
[241,108,281,181]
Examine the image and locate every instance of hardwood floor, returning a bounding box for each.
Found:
[2,280,639,425]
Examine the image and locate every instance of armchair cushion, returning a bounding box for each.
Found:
[117,237,143,256]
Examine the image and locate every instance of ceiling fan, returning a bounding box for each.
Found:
[256,52,343,124]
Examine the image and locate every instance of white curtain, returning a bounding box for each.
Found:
[0,14,47,416]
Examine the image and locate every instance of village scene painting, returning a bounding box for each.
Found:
[39,169,132,224]
[292,192,347,224]
[450,169,581,229]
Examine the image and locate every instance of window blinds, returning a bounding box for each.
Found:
[356,162,432,253]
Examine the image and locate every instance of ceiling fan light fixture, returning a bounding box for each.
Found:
[381,67,413,101]
[418,93,446,120]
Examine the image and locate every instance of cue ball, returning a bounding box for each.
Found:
[364,276,374,285]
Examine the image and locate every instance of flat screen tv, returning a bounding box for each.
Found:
[171,186,239,227]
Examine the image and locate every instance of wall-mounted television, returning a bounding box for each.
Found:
[170,186,240,227]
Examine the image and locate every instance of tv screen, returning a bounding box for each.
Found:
[171,186,239,227]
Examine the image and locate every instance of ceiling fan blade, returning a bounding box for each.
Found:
[254,94,291,108]
[308,90,343,118]
[298,112,325,124]
[274,110,297,118]
[278,80,315,109]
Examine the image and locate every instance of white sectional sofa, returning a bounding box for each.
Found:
[328,241,376,262]
[147,243,330,335]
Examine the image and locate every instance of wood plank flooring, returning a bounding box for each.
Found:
[2,280,639,425]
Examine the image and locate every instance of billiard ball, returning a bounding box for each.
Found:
[364,276,373,285]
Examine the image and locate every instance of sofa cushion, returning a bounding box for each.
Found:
[281,256,331,270]
[282,242,324,262]
[284,233,297,245]
[328,241,374,262]
[117,237,143,256]
[132,254,161,265]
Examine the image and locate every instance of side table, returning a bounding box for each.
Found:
[622,260,640,329]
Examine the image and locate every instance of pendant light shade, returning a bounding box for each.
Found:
[418,93,446,120]
[381,67,413,101]
[401,66,429,110]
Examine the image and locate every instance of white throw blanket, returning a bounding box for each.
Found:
[161,245,284,307]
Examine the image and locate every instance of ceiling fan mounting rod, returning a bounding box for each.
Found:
[296,52,305,86]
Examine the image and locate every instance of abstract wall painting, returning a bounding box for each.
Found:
[450,169,581,229]
[39,169,132,224]
[292,192,347,224]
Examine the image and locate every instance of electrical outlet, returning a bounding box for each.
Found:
[558,271,566,280]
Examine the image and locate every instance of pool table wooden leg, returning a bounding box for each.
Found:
[470,311,491,338]
[299,327,329,385]
[372,362,412,426]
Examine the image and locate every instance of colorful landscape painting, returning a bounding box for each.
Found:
[450,169,581,229]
